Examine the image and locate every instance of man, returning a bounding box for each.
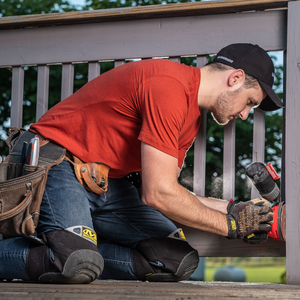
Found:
[0,43,282,283]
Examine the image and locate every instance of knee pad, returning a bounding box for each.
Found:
[131,229,199,282]
[27,226,104,284]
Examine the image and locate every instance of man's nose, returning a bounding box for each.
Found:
[239,106,251,120]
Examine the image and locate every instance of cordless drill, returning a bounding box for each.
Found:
[245,162,286,242]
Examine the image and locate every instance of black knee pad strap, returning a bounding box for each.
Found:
[132,237,199,282]
[27,229,104,284]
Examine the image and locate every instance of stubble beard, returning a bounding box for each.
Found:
[211,88,243,125]
[211,92,232,125]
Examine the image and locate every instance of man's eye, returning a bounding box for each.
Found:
[248,100,258,107]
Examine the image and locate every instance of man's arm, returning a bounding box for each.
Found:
[140,142,229,236]
[193,195,229,215]
[175,168,229,215]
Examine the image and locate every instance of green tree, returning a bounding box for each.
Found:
[85,0,193,10]
[0,0,76,16]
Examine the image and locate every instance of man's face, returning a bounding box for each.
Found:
[211,86,266,125]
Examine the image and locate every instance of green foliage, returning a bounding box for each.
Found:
[85,0,196,10]
[0,0,75,17]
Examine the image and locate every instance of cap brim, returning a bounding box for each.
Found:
[258,81,284,111]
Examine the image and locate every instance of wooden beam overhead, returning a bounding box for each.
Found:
[0,0,289,30]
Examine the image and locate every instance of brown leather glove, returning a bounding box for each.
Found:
[244,202,286,243]
[226,198,274,239]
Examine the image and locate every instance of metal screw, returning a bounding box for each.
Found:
[82,167,86,173]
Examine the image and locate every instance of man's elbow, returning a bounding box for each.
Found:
[141,191,165,210]
[141,178,180,211]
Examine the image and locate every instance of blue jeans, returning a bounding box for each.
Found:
[0,159,177,280]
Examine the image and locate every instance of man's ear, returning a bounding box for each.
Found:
[228,69,245,88]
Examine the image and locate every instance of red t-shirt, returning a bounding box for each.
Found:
[30,59,201,178]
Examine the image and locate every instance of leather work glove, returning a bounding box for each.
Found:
[226,198,274,239]
[229,203,269,245]
[243,203,286,244]
[243,232,268,244]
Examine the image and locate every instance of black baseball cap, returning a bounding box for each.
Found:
[212,43,284,111]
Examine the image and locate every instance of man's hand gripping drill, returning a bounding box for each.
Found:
[226,198,274,239]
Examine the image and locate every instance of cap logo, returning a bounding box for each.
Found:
[272,72,275,78]
[216,56,233,63]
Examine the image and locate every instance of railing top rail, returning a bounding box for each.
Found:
[0,0,289,30]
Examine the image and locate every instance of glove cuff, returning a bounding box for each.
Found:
[226,214,238,239]
[227,199,241,214]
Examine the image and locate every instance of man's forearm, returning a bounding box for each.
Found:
[193,194,229,215]
[142,183,229,237]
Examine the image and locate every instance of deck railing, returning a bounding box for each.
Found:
[1,0,300,284]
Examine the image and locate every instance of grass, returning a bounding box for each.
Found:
[195,258,286,283]
[205,265,286,283]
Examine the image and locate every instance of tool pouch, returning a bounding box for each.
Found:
[0,128,65,238]
[65,152,110,195]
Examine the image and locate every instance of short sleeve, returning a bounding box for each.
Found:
[138,76,188,159]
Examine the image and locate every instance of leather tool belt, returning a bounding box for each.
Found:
[0,128,65,239]
[65,152,110,195]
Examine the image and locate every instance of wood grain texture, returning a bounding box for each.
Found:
[285,0,300,285]
[10,67,24,128]
[0,0,289,30]
[36,65,49,122]
[0,9,287,67]
[178,224,286,257]
[193,56,208,197]
[223,120,236,201]
[251,109,265,199]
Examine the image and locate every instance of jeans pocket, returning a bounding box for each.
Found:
[103,184,111,199]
